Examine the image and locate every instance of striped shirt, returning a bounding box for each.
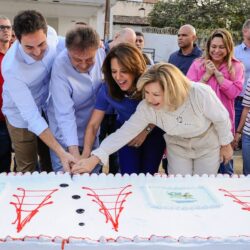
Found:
[243,80,250,136]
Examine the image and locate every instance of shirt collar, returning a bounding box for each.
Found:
[178,44,201,56]
[192,44,202,56]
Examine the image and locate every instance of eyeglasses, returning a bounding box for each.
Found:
[0,25,12,31]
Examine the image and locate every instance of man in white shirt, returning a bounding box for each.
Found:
[2,10,75,173]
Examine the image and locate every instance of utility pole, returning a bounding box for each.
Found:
[104,0,110,42]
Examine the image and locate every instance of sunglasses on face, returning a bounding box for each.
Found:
[0,25,12,31]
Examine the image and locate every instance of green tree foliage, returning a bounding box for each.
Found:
[149,0,250,32]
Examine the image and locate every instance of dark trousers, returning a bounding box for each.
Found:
[235,96,244,131]
[118,127,166,175]
[99,114,120,174]
[234,96,243,149]
[0,121,11,173]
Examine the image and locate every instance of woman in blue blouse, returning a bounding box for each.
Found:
[81,43,165,174]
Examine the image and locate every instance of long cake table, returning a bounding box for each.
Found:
[0,172,249,249]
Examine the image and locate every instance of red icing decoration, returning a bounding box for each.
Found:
[82,185,132,232]
[219,188,250,211]
[10,188,58,233]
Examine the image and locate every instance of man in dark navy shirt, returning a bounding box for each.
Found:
[168,24,202,75]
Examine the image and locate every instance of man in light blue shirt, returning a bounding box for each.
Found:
[2,10,75,172]
[47,26,105,171]
[234,19,250,143]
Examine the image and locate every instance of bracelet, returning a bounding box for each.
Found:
[236,131,242,134]
[145,126,152,134]
[215,72,224,78]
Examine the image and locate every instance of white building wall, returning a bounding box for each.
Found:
[110,0,178,60]
[111,27,178,62]
[58,17,73,36]
[0,0,106,36]
[111,0,155,37]
[143,33,178,62]
[112,1,153,16]
[112,24,143,38]
[90,9,105,39]
[0,0,177,61]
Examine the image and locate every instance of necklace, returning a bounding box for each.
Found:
[124,90,137,99]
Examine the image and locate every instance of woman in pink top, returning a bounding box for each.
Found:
[187,28,244,134]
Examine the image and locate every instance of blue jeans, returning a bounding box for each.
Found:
[0,121,11,173]
[99,114,120,174]
[242,133,250,175]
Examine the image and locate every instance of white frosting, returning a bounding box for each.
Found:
[0,173,249,249]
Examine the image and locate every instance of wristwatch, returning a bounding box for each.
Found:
[145,126,152,133]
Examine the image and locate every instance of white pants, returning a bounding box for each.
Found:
[165,125,220,175]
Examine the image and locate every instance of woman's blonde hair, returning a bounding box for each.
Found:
[204,28,235,74]
[137,63,191,111]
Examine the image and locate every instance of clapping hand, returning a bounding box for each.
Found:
[204,60,216,76]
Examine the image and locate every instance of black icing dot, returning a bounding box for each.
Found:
[76,208,85,214]
[79,222,85,226]
[72,195,81,200]
[59,183,69,188]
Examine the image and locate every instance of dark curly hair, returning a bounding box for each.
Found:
[66,26,100,51]
[13,10,47,41]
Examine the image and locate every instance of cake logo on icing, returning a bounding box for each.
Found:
[82,185,132,232]
[10,188,58,233]
[167,192,196,203]
[146,186,221,209]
